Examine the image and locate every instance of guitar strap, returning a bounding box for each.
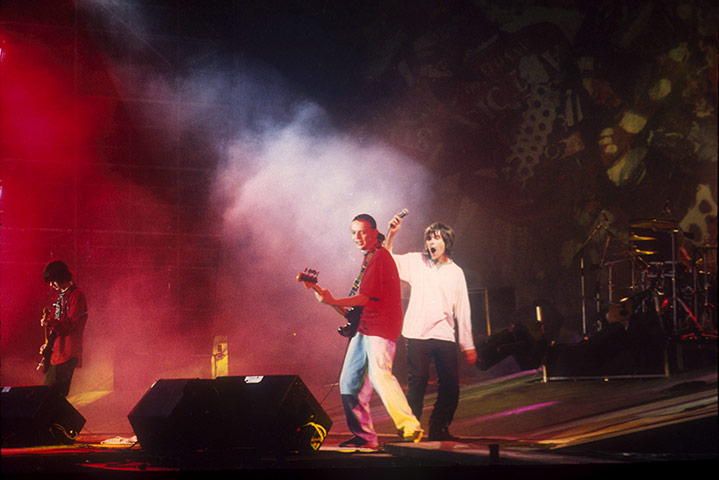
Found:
[53,284,77,321]
[348,246,380,297]
[41,285,77,368]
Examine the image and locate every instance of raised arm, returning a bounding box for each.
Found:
[385,214,403,251]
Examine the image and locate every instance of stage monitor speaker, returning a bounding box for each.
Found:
[213,375,332,454]
[127,375,332,455]
[1,385,86,447]
[127,378,219,454]
[476,319,548,371]
[543,321,668,379]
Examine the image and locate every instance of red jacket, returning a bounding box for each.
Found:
[48,286,88,367]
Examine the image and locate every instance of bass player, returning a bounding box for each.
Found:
[313,213,422,449]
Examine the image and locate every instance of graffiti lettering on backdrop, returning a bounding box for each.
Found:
[463,22,577,186]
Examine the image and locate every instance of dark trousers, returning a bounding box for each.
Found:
[43,357,78,398]
[406,338,459,433]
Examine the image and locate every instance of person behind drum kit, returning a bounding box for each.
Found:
[39,260,88,398]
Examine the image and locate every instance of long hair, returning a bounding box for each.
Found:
[424,222,455,257]
[353,213,385,245]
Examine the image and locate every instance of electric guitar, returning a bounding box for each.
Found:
[37,307,57,373]
[296,269,362,337]
[296,209,410,337]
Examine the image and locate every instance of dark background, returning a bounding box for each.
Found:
[1,0,716,416]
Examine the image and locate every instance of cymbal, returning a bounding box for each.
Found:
[633,249,658,256]
[629,234,655,241]
[629,218,678,230]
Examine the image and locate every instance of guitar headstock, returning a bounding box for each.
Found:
[296,268,319,288]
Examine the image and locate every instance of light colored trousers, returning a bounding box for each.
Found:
[339,333,421,444]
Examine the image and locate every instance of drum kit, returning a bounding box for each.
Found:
[580,216,717,339]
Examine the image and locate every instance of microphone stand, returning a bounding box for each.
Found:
[577,219,605,336]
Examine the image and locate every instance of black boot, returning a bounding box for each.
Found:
[428,421,461,441]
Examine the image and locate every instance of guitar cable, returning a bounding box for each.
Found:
[49,423,79,444]
[318,336,353,406]
[300,422,328,451]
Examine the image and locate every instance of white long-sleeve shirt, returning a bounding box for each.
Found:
[391,252,475,352]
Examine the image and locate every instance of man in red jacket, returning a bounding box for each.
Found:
[40,260,88,398]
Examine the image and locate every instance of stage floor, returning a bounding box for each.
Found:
[2,365,717,478]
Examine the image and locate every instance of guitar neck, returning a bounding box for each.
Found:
[42,307,52,342]
[308,284,348,318]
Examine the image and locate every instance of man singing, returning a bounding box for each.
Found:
[386,217,477,441]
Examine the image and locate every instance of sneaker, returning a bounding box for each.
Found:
[402,429,423,443]
[338,436,379,450]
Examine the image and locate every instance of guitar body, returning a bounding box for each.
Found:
[37,307,56,374]
[38,329,57,374]
[297,209,408,338]
[297,269,362,338]
[338,307,362,338]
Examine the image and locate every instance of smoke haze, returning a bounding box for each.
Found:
[1,0,433,435]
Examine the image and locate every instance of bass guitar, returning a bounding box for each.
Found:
[37,307,57,373]
[296,208,410,337]
[296,269,362,337]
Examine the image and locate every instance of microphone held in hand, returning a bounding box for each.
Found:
[390,209,409,229]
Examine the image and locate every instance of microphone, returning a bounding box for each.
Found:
[389,209,409,227]
[387,209,409,238]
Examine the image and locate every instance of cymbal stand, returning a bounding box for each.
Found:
[597,223,630,305]
[698,248,715,335]
[579,243,597,335]
[603,259,629,303]
[628,245,650,293]
[579,253,588,336]
[577,216,610,336]
[694,256,701,326]
[597,234,612,309]
[670,228,678,333]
